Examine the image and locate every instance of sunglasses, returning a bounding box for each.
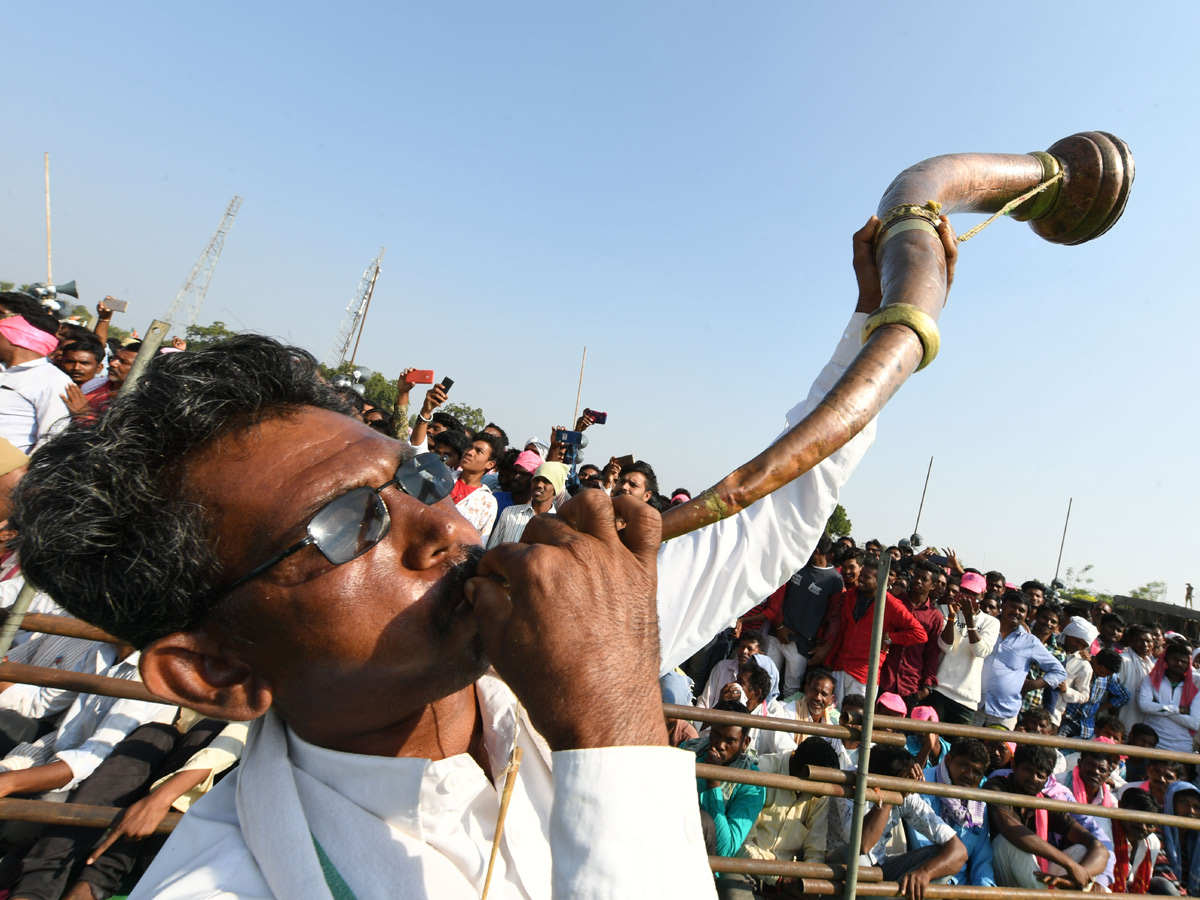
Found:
[213,452,456,598]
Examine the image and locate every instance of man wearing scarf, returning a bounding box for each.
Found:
[986,744,1110,890]
[1053,742,1120,842]
[913,738,996,886]
[0,298,72,454]
[1138,642,1200,754]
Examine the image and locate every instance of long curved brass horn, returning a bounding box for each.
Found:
[660,131,1134,540]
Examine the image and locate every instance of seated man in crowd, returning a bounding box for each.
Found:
[1053,743,1120,841]
[718,737,840,900]
[1110,787,1180,895]
[0,654,177,883]
[1119,753,1177,812]
[986,744,1110,890]
[840,746,966,894]
[1121,723,1162,784]
[697,633,764,710]
[682,701,765,859]
[5,715,243,900]
[756,667,839,755]
[914,738,996,887]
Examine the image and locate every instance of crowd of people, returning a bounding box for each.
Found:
[665,536,1200,898]
[0,235,1192,900]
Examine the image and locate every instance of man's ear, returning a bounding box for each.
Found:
[139,630,273,722]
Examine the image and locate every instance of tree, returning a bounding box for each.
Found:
[825,504,852,538]
[1057,564,1113,606]
[184,321,241,351]
[1129,581,1168,603]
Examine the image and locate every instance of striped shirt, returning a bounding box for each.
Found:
[0,633,118,720]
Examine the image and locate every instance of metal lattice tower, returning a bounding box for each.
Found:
[163,195,243,328]
[325,249,385,369]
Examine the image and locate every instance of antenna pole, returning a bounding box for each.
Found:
[1053,497,1073,583]
[572,346,587,424]
[44,153,52,283]
[912,456,934,537]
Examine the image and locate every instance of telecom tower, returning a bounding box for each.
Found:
[163,196,243,328]
[325,249,385,369]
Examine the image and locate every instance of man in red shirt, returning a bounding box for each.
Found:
[880,559,946,710]
[826,557,926,703]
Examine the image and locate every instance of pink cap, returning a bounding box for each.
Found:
[1006,581,1018,590]
[911,705,939,722]
[876,692,907,716]
[960,572,987,595]
[513,451,542,474]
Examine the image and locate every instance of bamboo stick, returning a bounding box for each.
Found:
[667,703,907,747]
[871,713,1200,765]
[0,662,163,705]
[11,613,120,644]
[797,879,1162,900]
[789,765,1200,831]
[707,856,882,882]
[694,763,906,806]
[0,797,180,833]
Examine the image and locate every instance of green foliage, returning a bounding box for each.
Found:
[1058,564,1113,606]
[0,282,34,294]
[184,321,241,351]
[825,504,852,538]
[1129,581,1167,603]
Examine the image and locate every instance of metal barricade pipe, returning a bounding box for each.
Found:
[843,553,892,900]
[668,703,907,747]
[695,763,906,806]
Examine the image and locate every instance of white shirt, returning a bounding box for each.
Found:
[486,503,555,549]
[0,575,69,648]
[0,632,118,720]
[0,356,73,453]
[0,652,177,790]
[129,312,878,900]
[1137,672,1200,753]
[1118,651,1154,731]
[455,483,498,541]
[934,609,999,710]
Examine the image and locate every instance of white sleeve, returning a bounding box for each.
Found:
[550,746,715,899]
[656,313,876,671]
[32,378,73,446]
[55,697,177,790]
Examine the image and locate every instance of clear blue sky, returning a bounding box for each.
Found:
[2,3,1195,605]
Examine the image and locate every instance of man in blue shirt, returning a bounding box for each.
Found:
[978,592,1067,728]
[914,738,996,886]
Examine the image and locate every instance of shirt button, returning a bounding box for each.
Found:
[441,772,466,794]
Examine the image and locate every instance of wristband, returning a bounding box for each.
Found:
[417,412,432,423]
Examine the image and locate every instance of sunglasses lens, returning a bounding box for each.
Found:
[308,487,389,564]
[398,453,457,505]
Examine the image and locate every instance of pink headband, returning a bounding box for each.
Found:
[671,493,690,505]
[513,451,542,474]
[0,316,60,357]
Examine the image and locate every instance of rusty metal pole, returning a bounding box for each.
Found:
[843,553,892,900]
